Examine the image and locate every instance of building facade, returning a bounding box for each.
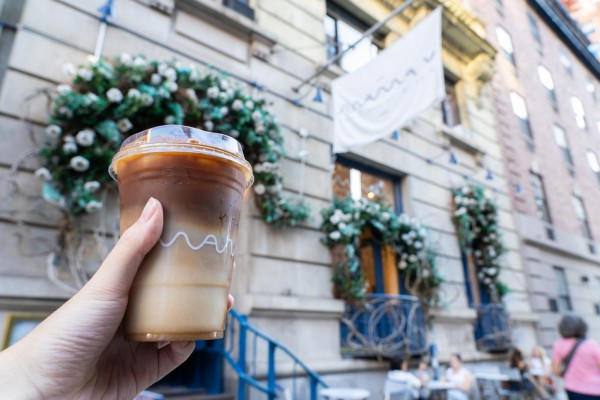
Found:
[468,0,600,350]
[561,0,600,60]
[0,0,538,397]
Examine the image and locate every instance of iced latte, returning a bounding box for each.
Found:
[109,125,253,341]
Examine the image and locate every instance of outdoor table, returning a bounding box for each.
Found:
[320,387,371,400]
[474,372,511,381]
[426,381,454,400]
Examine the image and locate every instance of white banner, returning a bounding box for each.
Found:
[332,7,444,153]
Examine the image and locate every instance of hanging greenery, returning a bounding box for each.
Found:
[451,182,509,301]
[35,54,310,227]
[320,197,443,306]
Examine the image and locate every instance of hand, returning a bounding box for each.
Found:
[0,198,233,400]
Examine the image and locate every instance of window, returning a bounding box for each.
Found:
[530,172,552,224]
[442,79,461,127]
[571,96,587,130]
[560,48,573,76]
[510,92,533,141]
[553,125,573,167]
[581,22,596,37]
[222,0,254,19]
[587,77,597,103]
[494,0,504,16]
[572,195,593,240]
[527,13,542,45]
[325,5,380,72]
[333,159,403,295]
[553,267,572,312]
[587,150,600,183]
[537,65,557,110]
[496,26,516,65]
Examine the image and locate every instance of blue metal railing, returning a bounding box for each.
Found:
[473,303,511,353]
[224,309,329,400]
[340,294,427,358]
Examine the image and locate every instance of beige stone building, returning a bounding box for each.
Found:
[0,0,538,397]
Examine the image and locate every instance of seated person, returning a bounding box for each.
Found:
[386,358,422,399]
[445,354,473,400]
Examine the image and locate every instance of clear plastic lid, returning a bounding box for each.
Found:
[109,125,253,187]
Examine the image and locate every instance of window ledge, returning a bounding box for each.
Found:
[177,0,277,47]
[441,124,485,156]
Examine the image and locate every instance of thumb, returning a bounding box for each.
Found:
[83,197,163,300]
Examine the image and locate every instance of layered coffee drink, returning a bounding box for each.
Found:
[109,125,253,341]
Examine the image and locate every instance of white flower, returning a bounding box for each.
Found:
[338,222,347,230]
[342,213,352,222]
[381,212,391,221]
[157,63,168,75]
[63,135,75,143]
[127,88,142,99]
[220,79,230,90]
[84,181,101,193]
[78,67,93,81]
[163,67,177,82]
[141,93,154,106]
[398,261,407,270]
[401,253,408,260]
[164,115,176,124]
[474,250,482,257]
[298,128,309,138]
[207,86,219,98]
[133,57,147,67]
[454,207,467,216]
[220,106,229,116]
[106,88,123,103]
[252,111,261,121]
[189,68,200,82]
[85,200,103,213]
[34,167,52,181]
[253,163,264,173]
[86,92,99,103]
[45,124,62,138]
[232,99,243,111]
[185,88,198,101]
[488,248,497,257]
[408,255,418,263]
[56,84,71,95]
[230,130,240,138]
[329,231,341,240]
[219,92,229,103]
[419,228,427,237]
[117,118,133,132]
[62,63,76,77]
[70,156,89,172]
[414,241,423,249]
[422,269,430,278]
[164,81,178,92]
[462,186,471,195]
[63,142,77,154]
[245,100,254,110]
[151,73,162,85]
[119,52,133,66]
[254,183,266,195]
[204,120,214,131]
[76,129,95,147]
[330,214,341,225]
[255,123,265,133]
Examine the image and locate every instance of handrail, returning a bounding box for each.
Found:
[224,309,329,400]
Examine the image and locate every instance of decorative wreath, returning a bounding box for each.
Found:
[320,197,443,306]
[451,183,508,301]
[35,54,310,227]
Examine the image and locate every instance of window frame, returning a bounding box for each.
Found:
[586,150,600,184]
[571,96,588,130]
[527,13,542,46]
[496,26,516,66]
[530,172,552,225]
[537,65,558,111]
[510,92,534,143]
[572,194,593,240]
[553,266,573,313]
[552,124,573,169]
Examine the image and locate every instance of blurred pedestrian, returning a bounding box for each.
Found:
[445,354,473,400]
[529,345,554,396]
[552,313,600,400]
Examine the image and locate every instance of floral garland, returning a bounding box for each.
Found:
[320,197,443,306]
[451,183,509,301]
[35,54,310,227]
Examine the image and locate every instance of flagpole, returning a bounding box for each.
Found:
[293,0,416,93]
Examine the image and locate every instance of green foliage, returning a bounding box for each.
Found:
[320,197,443,306]
[451,182,508,302]
[35,54,309,226]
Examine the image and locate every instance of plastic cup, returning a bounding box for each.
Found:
[109,125,253,341]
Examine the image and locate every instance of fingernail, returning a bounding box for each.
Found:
[140,198,158,223]
[157,340,170,349]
